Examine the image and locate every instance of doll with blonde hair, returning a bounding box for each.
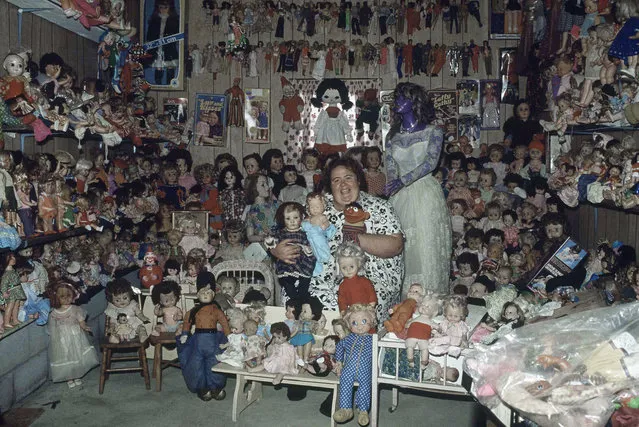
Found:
[176,213,215,258]
[405,291,442,368]
[336,241,377,317]
[429,295,469,358]
[217,308,247,367]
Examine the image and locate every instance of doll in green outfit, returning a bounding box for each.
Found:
[1,253,26,328]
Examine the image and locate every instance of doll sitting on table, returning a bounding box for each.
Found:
[243,318,267,371]
[264,322,299,385]
[429,295,470,358]
[405,291,442,369]
[305,335,340,377]
[383,283,425,334]
[151,280,183,336]
[336,242,378,317]
[104,279,150,344]
[217,308,247,368]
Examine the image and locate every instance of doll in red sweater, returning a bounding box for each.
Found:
[336,242,378,317]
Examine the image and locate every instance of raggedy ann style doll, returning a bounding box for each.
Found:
[311,78,354,156]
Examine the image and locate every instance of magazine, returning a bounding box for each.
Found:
[163,98,188,125]
[428,89,458,144]
[193,93,227,147]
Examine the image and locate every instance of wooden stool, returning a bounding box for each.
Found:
[148,332,181,391]
[99,338,151,394]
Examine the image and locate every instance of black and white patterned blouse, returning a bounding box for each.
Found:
[309,192,404,321]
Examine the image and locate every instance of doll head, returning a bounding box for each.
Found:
[261,148,284,173]
[443,295,468,323]
[542,213,567,241]
[447,152,466,171]
[243,319,258,336]
[488,144,505,163]
[224,219,246,246]
[479,168,497,190]
[509,251,525,269]
[452,170,469,189]
[227,308,247,334]
[167,229,183,247]
[49,281,79,308]
[193,163,216,186]
[486,242,504,261]
[520,202,538,223]
[528,140,545,161]
[418,291,443,318]
[245,174,271,204]
[217,165,244,191]
[343,303,377,335]
[529,176,549,197]
[195,271,216,303]
[270,322,292,345]
[485,228,505,246]
[311,78,353,110]
[275,202,305,232]
[336,242,367,279]
[448,199,468,216]
[285,298,298,320]
[163,163,179,185]
[151,280,181,308]
[301,149,320,172]
[243,153,262,176]
[465,228,484,252]
[244,302,267,325]
[465,157,479,172]
[322,335,339,355]
[502,209,518,228]
[177,214,200,235]
[495,266,513,287]
[3,54,25,77]
[282,165,302,186]
[485,201,502,223]
[306,192,326,218]
[214,153,239,175]
[504,173,524,193]
[184,257,203,279]
[106,278,135,308]
[456,252,479,278]
[163,259,181,277]
[166,149,193,175]
[406,283,425,303]
[432,167,446,184]
[390,82,434,129]
[117,313,128,324]
[218,275,240,297]
[501,302,524,324]
[362,147,382,171]
[469,275,496,298]
[331,318,350,339]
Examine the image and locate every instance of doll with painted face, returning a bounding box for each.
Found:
[217,165,246,226]
[176,213,215,259]
[336,241,377,317]
[104,278,150,343]
[177,271,230,401]
[0,54,51,142]
[311,78,354,156]
[383,283,424,333]
[214,275,239,309]
[289,296,324,362]
[139,248,163,289]
[333,304,376,425]
[451,252,480,293]
[429,295,469,358]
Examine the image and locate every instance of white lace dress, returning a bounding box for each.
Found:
[387,126,452,296]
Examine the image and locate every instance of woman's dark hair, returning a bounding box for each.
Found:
[390,82,435,135]
[151,280,181,305]
[244,173,267,205]
[106,278,134,303]
[166,148,193,172]
[321,157,368,195]
[269,321,292,339]
[217,165,244,191]
[310,78,353,110]
[275,202,306,229]
[261,149,284,171]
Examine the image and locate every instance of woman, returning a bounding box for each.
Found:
[385,82,451,296]
[271,157,403,320]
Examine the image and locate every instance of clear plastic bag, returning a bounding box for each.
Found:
[464,303,639,427]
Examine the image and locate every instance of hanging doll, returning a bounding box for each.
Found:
[217,165,246,226]
[405,291,442,369]
[355,88,381,141]
[332,304,376,425]
[0,54,51,142]
[263,322,299,384]
[104,279,150,344]
[265,202,316,300]
[47,281,99,389]
[177,272,229,401]
[302,192,337,276]
[311,78,354,156]
[225,77,245,127]
[279,76,304,132]
[429,295,469,358]
[336,241,377,316]
[217,308,247,367]
[290,296,324,362]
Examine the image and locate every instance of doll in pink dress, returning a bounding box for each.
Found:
[263,322,299,384]
[429,295,469,358]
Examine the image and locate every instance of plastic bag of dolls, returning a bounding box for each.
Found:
[464,303,639,427]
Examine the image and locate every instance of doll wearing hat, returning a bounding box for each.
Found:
[177,271,230,401]
[139,247,163,289]
[279,76,304,132]
[520,138,547,180]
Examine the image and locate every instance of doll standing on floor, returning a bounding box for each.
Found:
[266,202,316,300]
[1,253,25,328]
[48,281,99,389]
[336,242,377,317]
[302,192,336,276]
[263,322,298,384]
[217,165,246,225]
[333,304,376,426]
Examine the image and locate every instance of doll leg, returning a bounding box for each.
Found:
[417,340,430,367]
[405,338,418,367]
[557,32,570,55]
[579,79,594,106]
[272,373,284,385]
[4,301,16,327]
[137,324,148,342]
[335,367,356,420]
[302,341,313,362]
[279,276,299,300]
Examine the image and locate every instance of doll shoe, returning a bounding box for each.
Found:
[67,380,77,389]
[333,408,354,423]
[211,389,226,401]
[74,379,83,386]
[198,389,213,401]
[357,410,370,426]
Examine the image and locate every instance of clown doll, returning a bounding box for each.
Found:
[139,248,163,289]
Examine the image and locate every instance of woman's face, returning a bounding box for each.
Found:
[244,158,260,176]
[207,112,219,125]
[330,166,360,210]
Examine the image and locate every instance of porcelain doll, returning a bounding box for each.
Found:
[383,283,424,333]
[214,220,246,262]
[104,279,149,344]
[217,309,247,367]
[333,304,376,425]
[302,192,336,276]
[47,281,99,389]
[336,242,378,317]
[278,166,308,205]
[214,275,240,308]
[263,322,298,385]
[429,295,469,358]
[177,272,229,401]
[163,259,180,283]
[304,335,339,377]
[405,291,442,369]
[179,257,203,295]
[447,171,475,215]
[311,78,354,156]
[451,252,480,293]
[217,166,246,226]
[290,297,323,362]
[483,144,509,186]
[478,201,506,233]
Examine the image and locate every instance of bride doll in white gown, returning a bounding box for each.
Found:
[385,82,452,296]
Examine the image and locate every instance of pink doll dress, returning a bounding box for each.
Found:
[429,319,469,358]
[263,342,298,375]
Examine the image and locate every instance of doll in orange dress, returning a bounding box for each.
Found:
[383,283,425,333]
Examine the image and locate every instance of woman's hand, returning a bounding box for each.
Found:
[269,239,301,264]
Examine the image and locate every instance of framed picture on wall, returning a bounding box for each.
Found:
[480,80,501,130]
[141,0,186,90]
[489,0,522,40]
[244,88,270,144]
[172,211,209,241]
[193,93,227,147]
[500,48,519,104]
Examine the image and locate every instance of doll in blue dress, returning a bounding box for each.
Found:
[301,192,336,276]
[289,296,323,362]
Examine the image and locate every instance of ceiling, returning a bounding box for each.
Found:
[6,0,106,42]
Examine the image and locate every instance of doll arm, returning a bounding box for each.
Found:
[79,319,93,333]
[153,304,163,317]
[134,303,150,323]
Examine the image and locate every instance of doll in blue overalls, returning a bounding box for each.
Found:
[333,304,376,426]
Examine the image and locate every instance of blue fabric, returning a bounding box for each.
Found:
[578,175,597,201]
[176,331,228,393]
[302,222,337,276]
[336,334,373,411]
[19,284,50,325]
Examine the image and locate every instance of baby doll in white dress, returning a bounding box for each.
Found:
[218,308,247,367]
[176,214,216,258]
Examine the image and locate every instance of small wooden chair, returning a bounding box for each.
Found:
[148,332,181,391]
[98,317,151,394]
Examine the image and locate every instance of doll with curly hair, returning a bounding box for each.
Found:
[429,295,469,358]
[104,278,149,343]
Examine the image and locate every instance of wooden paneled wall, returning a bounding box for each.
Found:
[0,0,99,158]
[142,1,519,167]
[575,204,639,252]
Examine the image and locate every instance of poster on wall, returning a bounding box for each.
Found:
[429,89,458,144]
[244,88,270,144]
[480,80,501,130]
[163,98,188,125]
[489,0,521,40]
[457,80,480,116]
[458,116,481,148]
[500,48,519,104]
[193,93,227,147]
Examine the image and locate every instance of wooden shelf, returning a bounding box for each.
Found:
[0,223,113,254]
[2,127,169,145]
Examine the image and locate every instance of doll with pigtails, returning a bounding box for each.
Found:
[311,78,354,156]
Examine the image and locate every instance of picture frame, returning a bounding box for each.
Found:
[457,80,480,117]
[141,0,186,90]
[172,211,209,241]
[193,93,228,147]
[499,48,519,104]
[489,0,522,40]
[244,88,270,144]
[480,80,501,130]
